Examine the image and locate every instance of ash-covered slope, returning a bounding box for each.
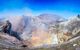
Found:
[7,16,25,33]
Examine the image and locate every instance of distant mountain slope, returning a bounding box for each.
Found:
[38,14,65,24]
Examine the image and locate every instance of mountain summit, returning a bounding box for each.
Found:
[38,14,65,24]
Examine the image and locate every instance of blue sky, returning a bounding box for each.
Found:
[0,0,80,18]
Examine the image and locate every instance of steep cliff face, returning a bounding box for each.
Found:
[57,15,80,43]
[59,15,80,35]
